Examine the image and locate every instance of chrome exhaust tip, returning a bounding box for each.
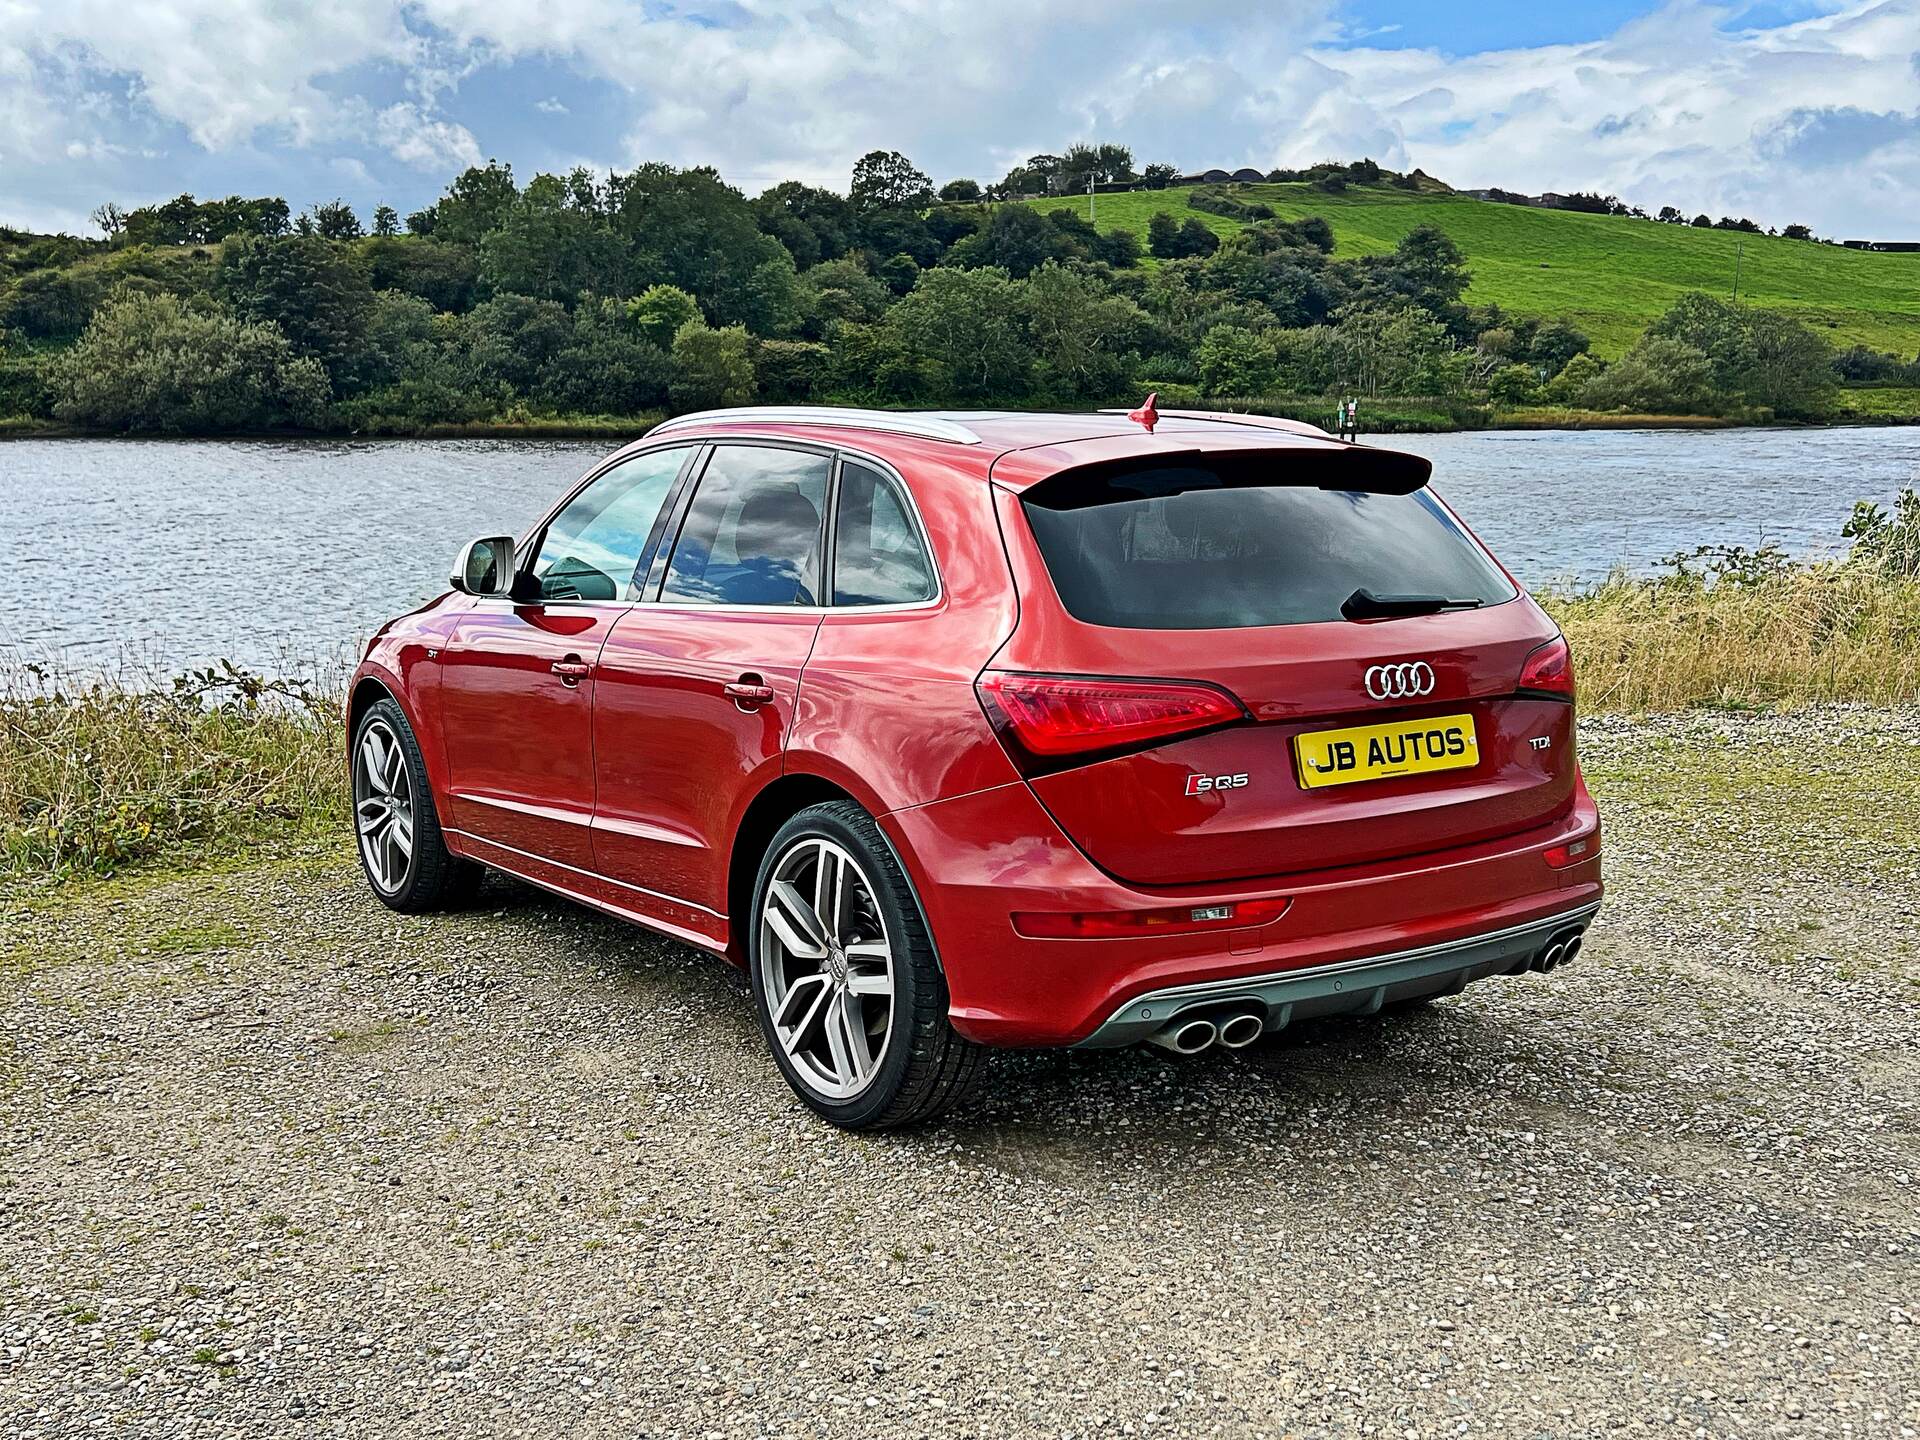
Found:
[1216,1010,1264,1050]
[1147,1016,1219,1055]
[1533,927,1587,973]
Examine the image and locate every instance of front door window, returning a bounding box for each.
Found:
[532,445,693,601]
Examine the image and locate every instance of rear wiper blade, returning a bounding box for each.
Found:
[1341,588,1485,620]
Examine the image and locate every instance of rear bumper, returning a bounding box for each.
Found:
[879,775,1602,1048]
[1073,901,1600,1048]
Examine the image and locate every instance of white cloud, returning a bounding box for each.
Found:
[330,156,378,188]
[373,102,483,171]
[0,0,1916,236]
[0,0,415,151]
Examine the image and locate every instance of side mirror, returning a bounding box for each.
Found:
[450,536,516,597]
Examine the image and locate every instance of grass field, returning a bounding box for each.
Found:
[1836,384,1920,419]
[1022,183,1920,358]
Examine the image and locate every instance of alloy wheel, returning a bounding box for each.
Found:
[758,837,896,1101]
[353,717,415,895]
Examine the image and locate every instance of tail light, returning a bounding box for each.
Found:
[1517,635,1575,701]
[976,671,1247,774]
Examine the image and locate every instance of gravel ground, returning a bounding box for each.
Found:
[2,707,1916,1438]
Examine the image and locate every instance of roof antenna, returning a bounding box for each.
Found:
[1127,391,1159,433]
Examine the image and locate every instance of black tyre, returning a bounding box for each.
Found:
[351,697,484,913]
[748,801,984,1130]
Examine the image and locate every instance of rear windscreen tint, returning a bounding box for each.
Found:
[1021,461,1515,630]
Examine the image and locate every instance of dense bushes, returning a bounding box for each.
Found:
[1566,294,1835,418]
[1147,212,1220,260]
[49,294,329,432]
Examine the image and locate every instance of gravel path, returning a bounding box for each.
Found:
[3,708,1916,1438]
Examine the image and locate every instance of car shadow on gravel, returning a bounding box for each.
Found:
[490,872,1575,1170]
[947,1007,1526,1148]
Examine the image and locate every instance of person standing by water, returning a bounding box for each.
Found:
[1336,396,1360,441]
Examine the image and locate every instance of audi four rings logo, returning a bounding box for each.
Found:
[1364,661,1436,700]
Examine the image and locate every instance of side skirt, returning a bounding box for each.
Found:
[446,826,732,957]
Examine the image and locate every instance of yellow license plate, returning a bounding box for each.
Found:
[1294,713,1479,790]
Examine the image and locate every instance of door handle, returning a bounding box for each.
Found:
[551,657,591,686]
[723,678,776,708]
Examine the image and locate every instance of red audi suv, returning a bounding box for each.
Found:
[348,405,1601,1128]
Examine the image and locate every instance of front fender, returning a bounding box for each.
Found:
[349,650,449,803]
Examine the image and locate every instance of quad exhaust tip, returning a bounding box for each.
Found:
[1217,1010,1265,1050]
[1147,1016,1219,1055]
[1146,1006,1266,1055]
[1531,927,1587,973]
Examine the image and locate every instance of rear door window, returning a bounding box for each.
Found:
[660,445,830,606]
[1021,459,1515,630]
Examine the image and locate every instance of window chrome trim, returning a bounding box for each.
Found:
[653,406,982,446]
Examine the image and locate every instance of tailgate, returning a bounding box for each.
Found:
[990,449,1576,887]
[1022,607,1574,885]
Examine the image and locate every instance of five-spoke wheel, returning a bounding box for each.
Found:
[758,837,897,1100]
[353,716,416,895]
[749,802,984,1129]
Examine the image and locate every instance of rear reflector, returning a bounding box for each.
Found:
[976,671,1246,773]
[1545,830,1601,868]
[1012,895,1291,939]
[1518,635,1575,700]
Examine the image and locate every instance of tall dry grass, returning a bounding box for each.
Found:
[0,662,343,877]
[1546,566,1920,712]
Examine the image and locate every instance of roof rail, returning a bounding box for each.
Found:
[652,406,983,446]
[1097,406,1335,441]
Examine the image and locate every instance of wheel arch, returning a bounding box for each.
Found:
[724,771,941,976]
[726,773,859,965]
[347,664,451,802]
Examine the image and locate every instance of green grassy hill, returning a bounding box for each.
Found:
[1022,183,1920,358]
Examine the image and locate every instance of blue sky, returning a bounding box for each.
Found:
[1,1,1916,238]
[1337,0,1661,49]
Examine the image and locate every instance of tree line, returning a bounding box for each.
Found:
[0,149,1873,434]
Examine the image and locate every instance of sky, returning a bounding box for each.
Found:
[1,0,1916,240]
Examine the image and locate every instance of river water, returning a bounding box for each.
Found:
[3,427,1916,675]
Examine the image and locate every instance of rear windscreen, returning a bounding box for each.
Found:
[1021,460,1516,630]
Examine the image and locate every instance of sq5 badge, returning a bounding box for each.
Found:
[1185,771,1250,796]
